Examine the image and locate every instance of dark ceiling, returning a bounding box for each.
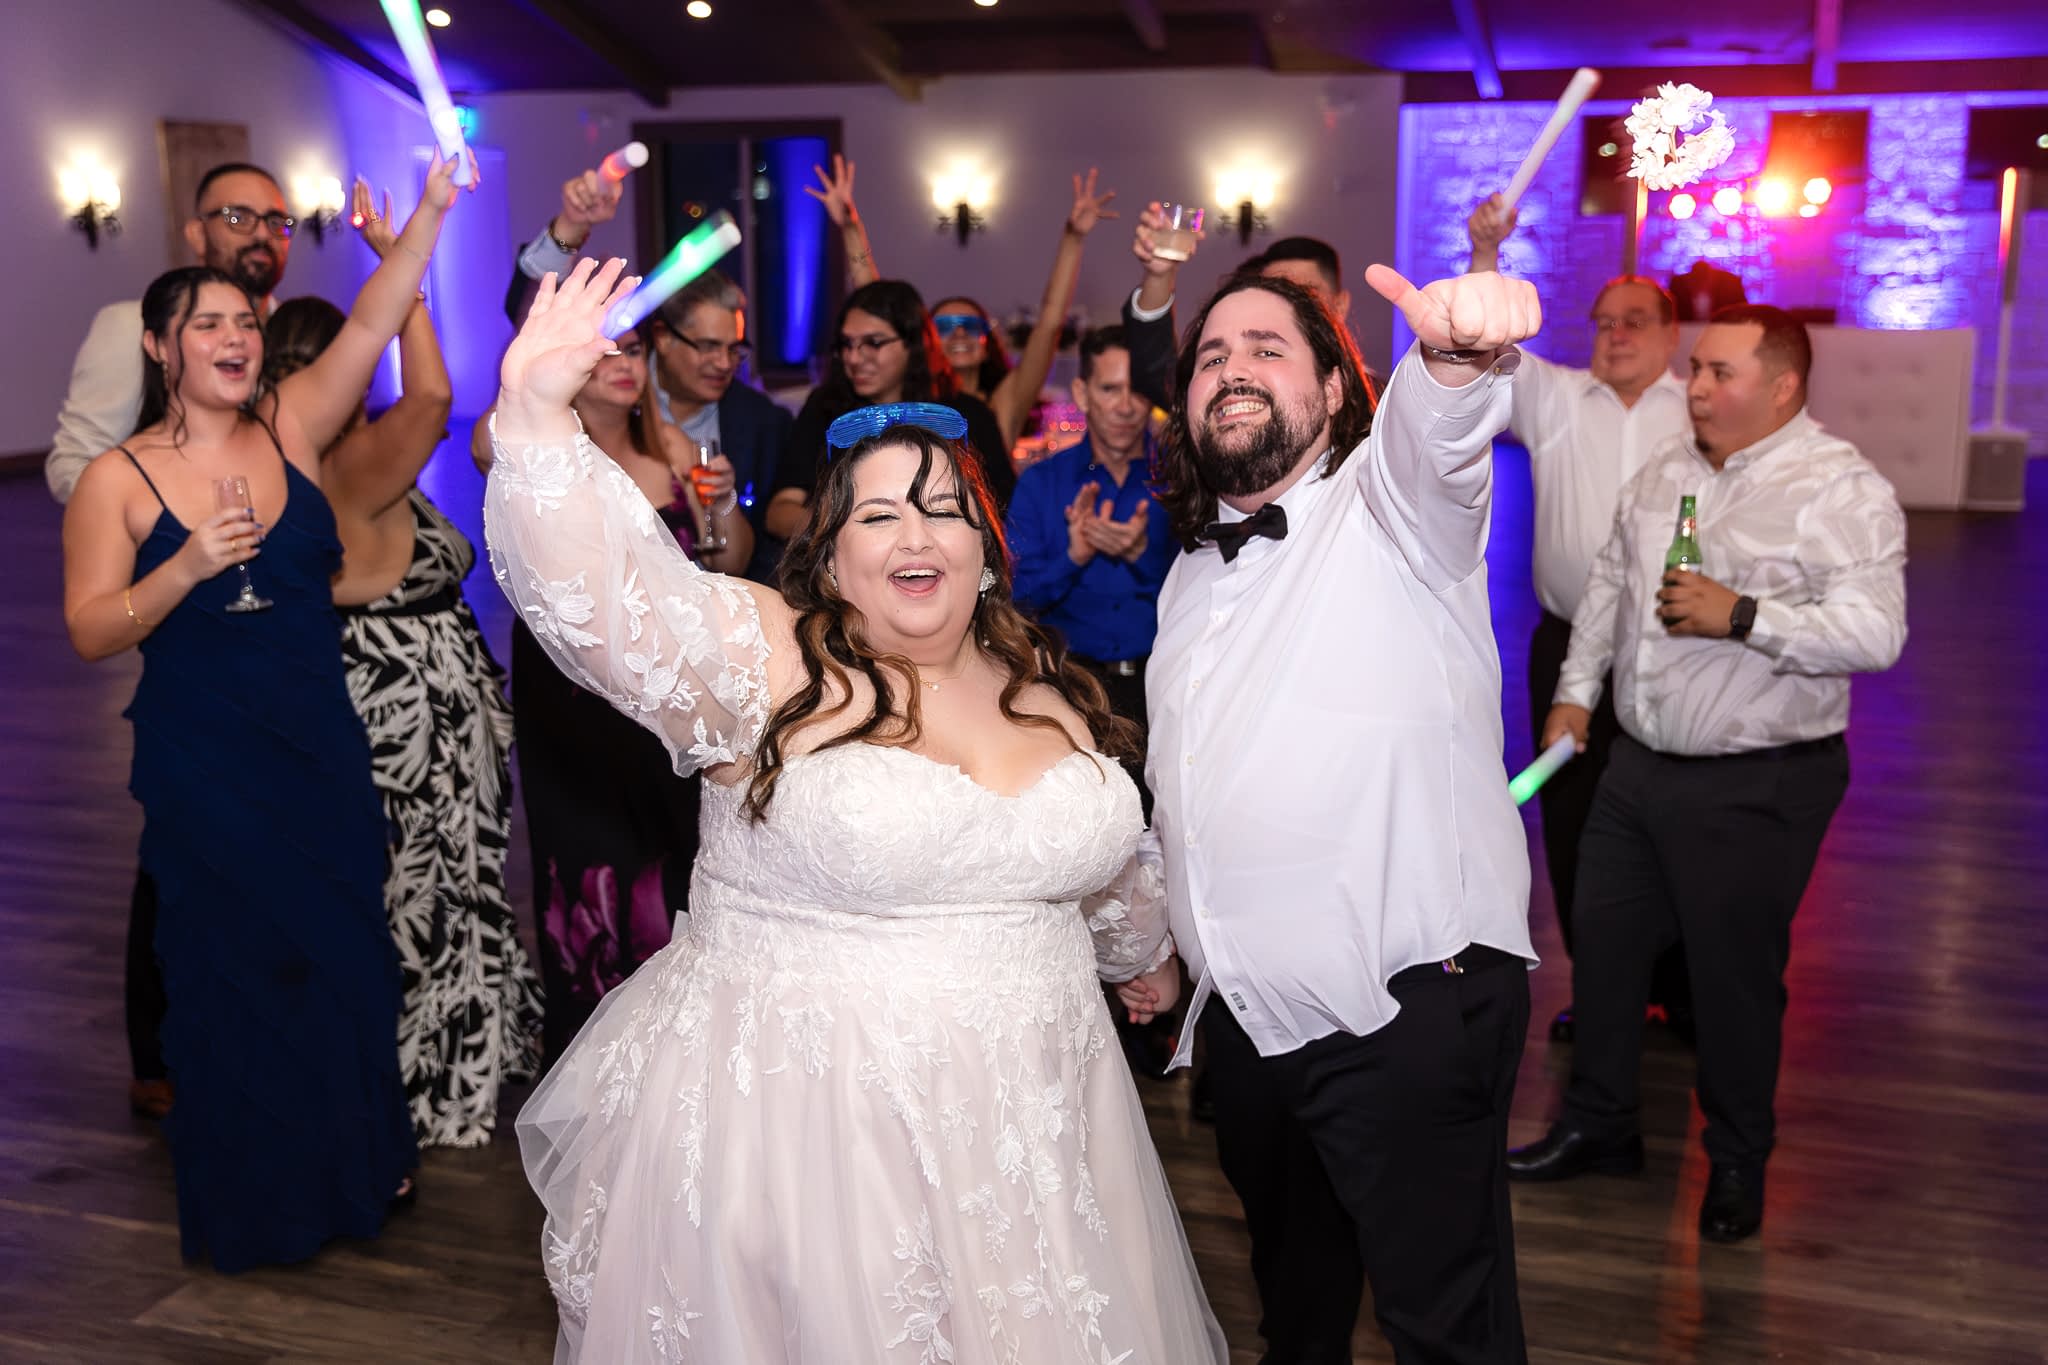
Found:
[237,0,2048,107]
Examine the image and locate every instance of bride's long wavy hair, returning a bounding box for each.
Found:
[745,426,1140,821]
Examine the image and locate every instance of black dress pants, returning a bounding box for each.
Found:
[1204,947,1531,1365]
[125,867,168,1081]
[1527,611,1690,1012]
[1562,733,1849,1168]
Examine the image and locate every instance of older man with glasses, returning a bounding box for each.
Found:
[1464,193,1694,1045]
[646,269,793,584]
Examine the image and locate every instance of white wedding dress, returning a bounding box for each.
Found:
[486,423,1227,1365]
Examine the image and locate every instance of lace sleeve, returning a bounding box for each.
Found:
[1082,831,1175,983]
[483,416,774,775]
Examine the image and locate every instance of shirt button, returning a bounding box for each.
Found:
[1184,754,1195,767]
[1183,831,1197,847]
[1190,677,1202,690]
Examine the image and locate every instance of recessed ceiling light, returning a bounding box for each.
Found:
[424,7,451,26]
[975,0,999,7]
[686,0,712,16]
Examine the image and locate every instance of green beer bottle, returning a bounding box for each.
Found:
[1665,494,1702,572]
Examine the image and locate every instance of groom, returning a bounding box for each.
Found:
[1126,264,1542,1363]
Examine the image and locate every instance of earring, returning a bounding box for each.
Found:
[978,567,996,594]
[826,566,838,591]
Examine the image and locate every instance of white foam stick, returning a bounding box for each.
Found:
[601,141,650,182]
[1502,67,1602,210]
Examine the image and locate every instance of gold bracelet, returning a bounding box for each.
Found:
[123,587,150,628]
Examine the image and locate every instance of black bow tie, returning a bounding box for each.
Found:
[1204,501,1288,563]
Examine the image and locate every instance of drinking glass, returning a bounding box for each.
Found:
[1153,203,1203,262]
[213,477,273,613]
[692,441,728,555]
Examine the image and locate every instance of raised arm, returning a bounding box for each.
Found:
[986,171,1119,450]
[804,155,877,289]
[324,180,454,518]
[1466,193,1518,274]
[1354,265,1541,590]
[485,259,782,776]
[1122,201,1198,412]
[276,154,460,462]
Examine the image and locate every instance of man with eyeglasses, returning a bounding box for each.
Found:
[47,162,295,503]
[1465,192,1692,1045]
[647,270,792,584]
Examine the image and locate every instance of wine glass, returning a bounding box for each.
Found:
[692,441,728,555]
[212,476,273,613]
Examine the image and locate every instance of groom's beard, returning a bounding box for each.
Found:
[1191,382,1321,497]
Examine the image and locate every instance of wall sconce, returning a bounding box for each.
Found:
[1213,167,1278,246]
[293,174,347,244]
[931,166,994,246]
[59,162,122,250]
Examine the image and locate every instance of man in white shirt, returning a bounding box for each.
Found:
[1132,263,1542,1362]
[1466,193,1694,1041]
[1507,307,1907,1245]
[47,163,294,504]
[46,161,295,1125]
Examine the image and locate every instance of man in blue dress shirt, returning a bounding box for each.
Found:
[1006,325,1174,792]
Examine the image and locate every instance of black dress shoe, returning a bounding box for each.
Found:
[1548,1007,1575,1042]
[1506,1123,1645,1182]
[1699,1163,1764,1243]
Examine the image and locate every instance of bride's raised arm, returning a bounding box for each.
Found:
[485,258,781,776]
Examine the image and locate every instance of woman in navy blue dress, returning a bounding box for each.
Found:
[59,156,461,1272]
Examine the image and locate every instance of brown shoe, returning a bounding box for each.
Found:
[128,1079,174,1120]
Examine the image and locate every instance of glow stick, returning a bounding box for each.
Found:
[601,141,650,182]
[377,0,475,187]
[1508,735,1578,807]
[603,211,742,338]
[1502,67,1601,210]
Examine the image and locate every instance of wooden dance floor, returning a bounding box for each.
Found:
[2,445,2043,1363]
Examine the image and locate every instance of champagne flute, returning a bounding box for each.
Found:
[212,476,273,613]
[691,440,728,555]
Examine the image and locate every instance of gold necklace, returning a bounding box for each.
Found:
[916,662,972,693]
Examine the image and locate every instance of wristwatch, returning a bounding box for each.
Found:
[1728,594,1758,641]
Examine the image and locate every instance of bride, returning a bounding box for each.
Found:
[486,258,1225,1364]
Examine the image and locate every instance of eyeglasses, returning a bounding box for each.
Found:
[201,205,296,239]
[1591,313,1658,335]
[666,332,751,363]
[932,312,990,340]
[834,333,905,358]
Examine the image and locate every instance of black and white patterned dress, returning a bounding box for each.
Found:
[341,489,543,1148]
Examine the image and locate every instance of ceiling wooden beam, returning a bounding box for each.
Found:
[503,0,669,107]
[1812,0,1844,92]
[1120,0,1168,53]
[229,0,416,101]
[1446,0,1505,100]
[816,0,924,102]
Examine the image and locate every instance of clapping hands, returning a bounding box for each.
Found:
[1065,481,1150,566]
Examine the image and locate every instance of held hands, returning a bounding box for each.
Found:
[805,154,860,227]
[497,258,640,443]
[1541,703,1591,755]
[178,507,263,581]
[1657,569,1740,637]
[1366,264,1542,358]
[1132,200,1202,276]
[1117,957,1181,1027]
[1065,483,1149,565]
[1066,168,1119,236]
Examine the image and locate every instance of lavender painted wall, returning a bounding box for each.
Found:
[1395,92,2048,452]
